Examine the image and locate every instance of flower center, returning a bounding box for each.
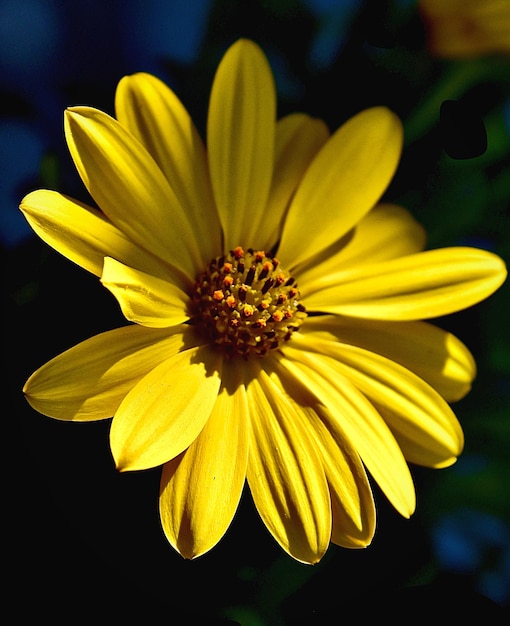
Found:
[190,246,307,358]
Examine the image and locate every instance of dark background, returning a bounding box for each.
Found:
[3,1,509,623]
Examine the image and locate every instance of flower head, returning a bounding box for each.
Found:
[21,39,507,563]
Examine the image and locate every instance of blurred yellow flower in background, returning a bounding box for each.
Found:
[419,0,510,58]
[20,39,506,564]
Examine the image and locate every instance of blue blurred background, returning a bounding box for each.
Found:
[3,1,509,623]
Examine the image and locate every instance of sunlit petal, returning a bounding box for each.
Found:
[101,257,189,328]
[159,362,249,559]
[64,107,201,280]
[115,72,221,262]
[245,360,331,564]
[111,345,222,471]
[304,247,507,320]
[19,189,169,279]
[278,107,403,269]
[207,39,276,249]
[23,325,198,420]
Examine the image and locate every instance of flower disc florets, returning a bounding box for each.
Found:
[190,246,307,358]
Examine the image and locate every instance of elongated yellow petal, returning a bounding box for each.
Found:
[23,325,196,420]
[115,72,221,263]
[291,333,464,467]
[377,406,459,469]
[261,114,329,250]
[19,190,169,279]
[271,363,375,548]
[159,362,249,559]
[101,257,189,327]
[111,345,222,471]
[302,316,476,402]
[207,39,276,249]
[328,451,375,547]
[297,204,426,285]
[280,346,416,518]
[64,107,201,280]
[278,107,403,270]
[304,247,507,320]
[245,360,331,564]
[310,412,375,548]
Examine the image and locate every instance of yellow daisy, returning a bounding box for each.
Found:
[21,39,506,564]
[419,0,510,58]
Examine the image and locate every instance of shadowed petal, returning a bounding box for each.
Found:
[23,325,198,420]
[101,257,189,327]
[207,39,276,249]
[115,72,221,263]
[304,247,507,320]
[290,333,464,469]
[111,345,222,471]
[302,315,476,402]
[159,361,249,559]
[309,411,375,548]
[261,114,329,251]
[271,362,375,548]
[297,204,426,285]
[245,360,331,564]
[377,406,460,468]
[278,107,403,270]
[327,440,375,547]
[280,346,416,518]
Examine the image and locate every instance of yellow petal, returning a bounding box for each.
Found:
[278,107,403,270]
[19,189,169,279]
[245,360,331,564]
[115,72,221,262]
[207,39,276,249]
[101,257,189,328]
[297,203,426,287]
[111,345,222,471]
[280,346,416,518]
[291,333,464,468]
[159,361,249,559]
[377,407,460,469]
[302,316,476,402]
[271,363,375,549]
[23,325,195,420]
[304,247,507,320]
[311,414,375,548]
[261,114,329,250]
[64,107,201,281]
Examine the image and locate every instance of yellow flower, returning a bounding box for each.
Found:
[21,39,506,564]
[419,0,510,58]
